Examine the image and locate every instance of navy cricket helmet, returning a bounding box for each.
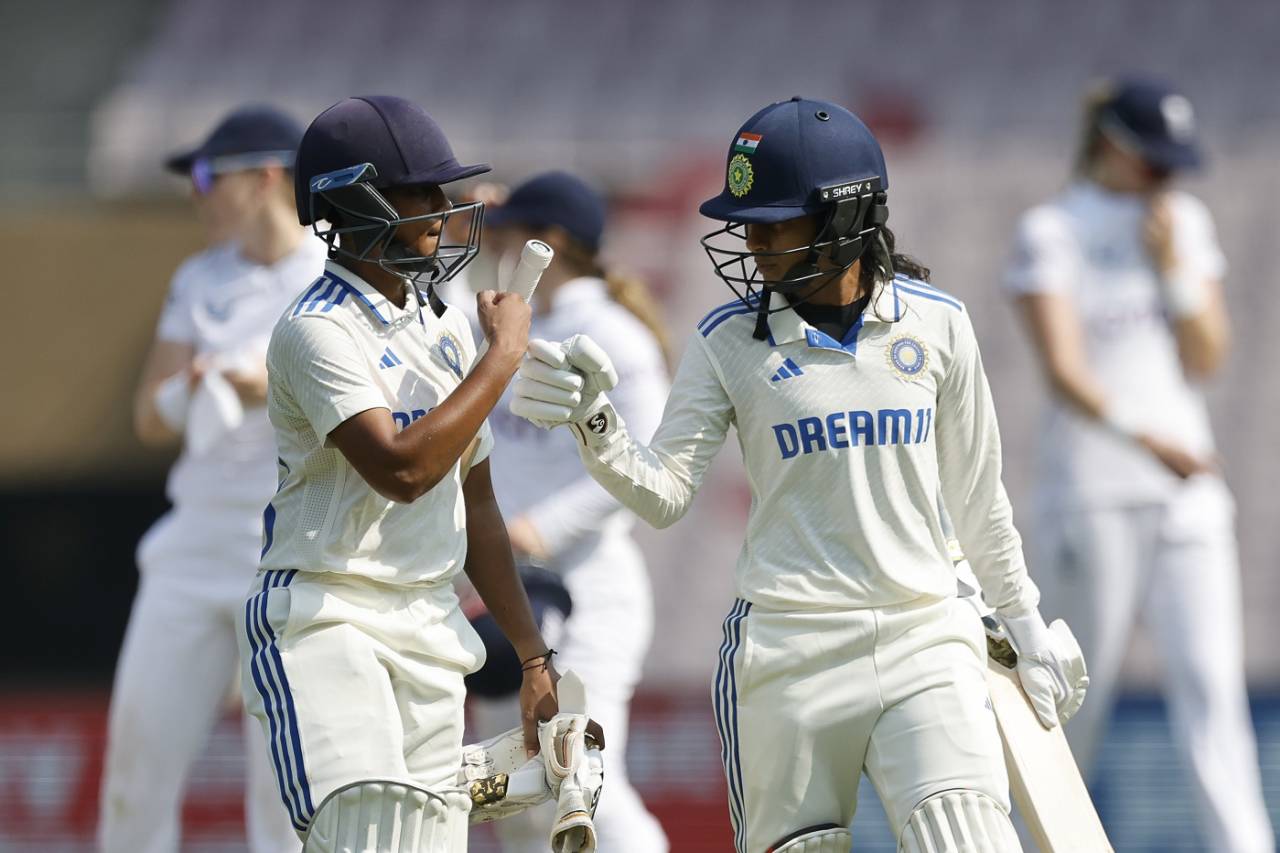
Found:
[295,95,491,284]
[700,97,890,338]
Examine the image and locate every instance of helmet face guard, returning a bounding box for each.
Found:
[308,163,483,285]
[700,177,888,316]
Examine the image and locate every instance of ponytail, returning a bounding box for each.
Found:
[1074,79,1117,177]
[603,270,673,367]
[558,235,673,368]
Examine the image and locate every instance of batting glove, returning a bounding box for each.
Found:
[998,609,1089,728]
[510,336,621,447]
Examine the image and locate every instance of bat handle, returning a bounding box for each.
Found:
[504,239,554,302]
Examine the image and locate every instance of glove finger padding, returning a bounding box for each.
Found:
[509,395,573,426]
[527,338,570,369]
[1048,619,1089,723]
[519,355,584,392]
[563,335,618,395]
[513,376,582,408]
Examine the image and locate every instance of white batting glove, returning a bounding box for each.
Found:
[998,609,1089,728]
[510,336,621,447]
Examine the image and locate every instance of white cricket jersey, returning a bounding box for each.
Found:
[1005,181,1226,506]
[261,260,493,585]
[486,277,669,555]
[156,237,327,510]
[579,275,1039,615]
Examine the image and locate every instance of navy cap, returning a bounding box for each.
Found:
[1098,78,1202,171]
[295,95,489,224]
[164,105,304,175]
[700,97,887,224]
[487,171,606,252]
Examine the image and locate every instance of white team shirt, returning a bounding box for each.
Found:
[261,260,493,585]
[1005,181,1226,506]
[579,275,1039,615]
[156,237,327,510]
[485,277,669,556]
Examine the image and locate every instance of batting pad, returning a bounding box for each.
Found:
[899,790,1021,853]
[302,780,470,853]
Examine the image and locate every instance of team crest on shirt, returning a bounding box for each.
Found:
[727,154,754,197]
[887,335,929,379]
[434,331,464,379]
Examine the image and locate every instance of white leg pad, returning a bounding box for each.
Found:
[899,790,1022,853]
[771,826,854,852]
[302,780,471,853]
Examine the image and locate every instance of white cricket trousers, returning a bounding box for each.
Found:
[469,534,669,852]
[99,507,297,853]
[1035,474,1274,853]
[236,568,486,837]
[715,595,1010,853]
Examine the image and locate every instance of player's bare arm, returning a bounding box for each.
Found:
[459,457,560,754]
[328,289,529,502]
[1016,288,1212,479]
[1145,195,1231,377]
[133,338,195,445]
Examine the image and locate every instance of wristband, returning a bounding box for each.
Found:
[521,649,556,671]
[1162,270,1208,319]
[1100,406,1143,441]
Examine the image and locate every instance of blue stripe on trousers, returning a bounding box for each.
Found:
[244,569,312,829]
[714,599,751,853]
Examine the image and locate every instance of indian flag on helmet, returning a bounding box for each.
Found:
[734,132,762,154]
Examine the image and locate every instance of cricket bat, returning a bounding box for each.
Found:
[984,617,1113,853]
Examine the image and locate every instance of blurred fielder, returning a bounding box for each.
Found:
[1006,77,1274,852]
[238,96,599,852]
[465,172,670,852]
[100,105,318,853]
[511,97,1088,852]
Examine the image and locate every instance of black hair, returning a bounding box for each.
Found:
[866,224,929,284]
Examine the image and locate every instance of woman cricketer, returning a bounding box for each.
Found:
[510,97,1088,852]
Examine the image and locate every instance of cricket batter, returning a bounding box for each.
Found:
[238,95,564,850]
[511,97,1088,852]
[1006,77,1274,852]
[101,105,320,853]
[470,171,671,852]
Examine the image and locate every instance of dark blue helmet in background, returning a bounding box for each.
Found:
[700,97,890,339]
[295,95,491,284]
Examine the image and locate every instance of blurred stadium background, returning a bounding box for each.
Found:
[2,0,1277,849]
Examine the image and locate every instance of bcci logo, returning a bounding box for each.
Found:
[727,154,754,198]
[435,331,464,379]
[887,335,928,379]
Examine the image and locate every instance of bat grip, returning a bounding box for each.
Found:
[505,239,554,302]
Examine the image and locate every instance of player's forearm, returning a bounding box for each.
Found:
[1172,301,1230,379]
[385,348,519,498]
[133,382,182,446]
[578,426,695,529]
[1016,295,1114,425]
[947,480,1040,617]
[462,477,548,661]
